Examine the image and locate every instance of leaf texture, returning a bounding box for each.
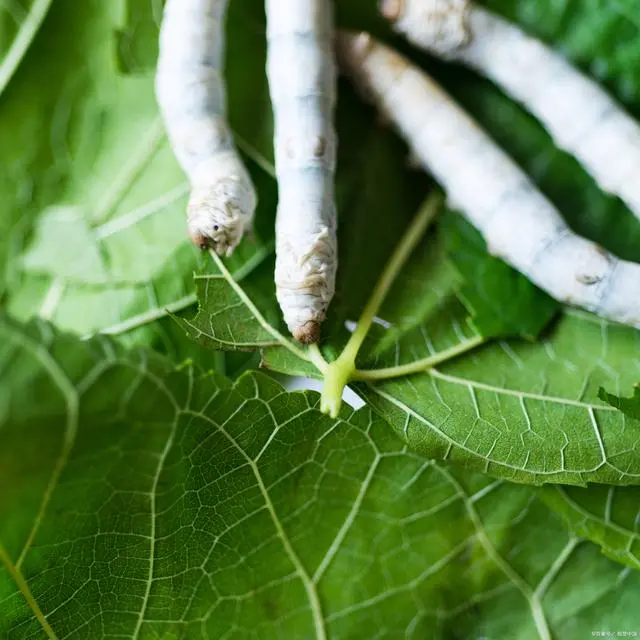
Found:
[1,317,639,638]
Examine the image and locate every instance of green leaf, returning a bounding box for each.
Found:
[192,191,640,486]
[442,213,559,340]
[359,309,640,486]
[125,309,261,380]
[598,384,640,420]
[2,316,640,638]
[540,484,640,572]
[114,0,161,75]
[180,251,283,352]
[3,10,640,634]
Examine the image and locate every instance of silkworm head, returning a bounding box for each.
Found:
[379,0,403,21]
[187,180,249,256]
[336,31,373,67]
[336,31,378,105]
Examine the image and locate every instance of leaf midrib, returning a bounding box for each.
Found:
[1,326,78,638]
[185,403,327,639]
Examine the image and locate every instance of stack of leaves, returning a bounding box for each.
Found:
[1,0,640,637]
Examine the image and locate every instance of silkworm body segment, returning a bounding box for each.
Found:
[338,32,640,328]
[385,0,640,221]
[266,0,338,343]
[156,0,256,255]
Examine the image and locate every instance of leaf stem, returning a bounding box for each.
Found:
[320,193,443,417]
[353,335,484,381]
[307,344,329,373]
[0,544,58,640]
[343,192,443,364]
[437,467,552,640]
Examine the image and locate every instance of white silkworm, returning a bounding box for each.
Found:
[155,0,256,255]
[381,0,640,222]
[338,32,640,328]
[265,0,338,344]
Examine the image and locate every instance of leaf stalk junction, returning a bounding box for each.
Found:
[205,191,483,418]
[308,192,483,417]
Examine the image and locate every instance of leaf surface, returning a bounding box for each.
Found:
[442,214,559,339]
[2,5,640,635]
[1,317,639,638]
[191,195,640,486]
[115,0,162,75]
[358,308,640,485]
[540,484,640,572]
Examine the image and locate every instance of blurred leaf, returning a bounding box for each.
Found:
[114,0,162,75]
[0,0,53,96]
[1,0,274,344]
[541,484,640,572]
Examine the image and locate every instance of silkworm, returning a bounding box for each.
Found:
[155,0,256,256]
[381,0,640,222]
[338,31,640,328]
[266,0,338,344]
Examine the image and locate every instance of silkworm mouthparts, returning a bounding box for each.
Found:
[188,227,233,256]
[188,230,212,251]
